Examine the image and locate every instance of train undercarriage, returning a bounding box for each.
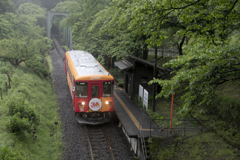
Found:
[75,112,113,125]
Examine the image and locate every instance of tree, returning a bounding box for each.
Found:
[12,0,42,9]
[0,38,37,67]
[0,0,15,14]
[0,67,12,88]
[17,2,47,27]
[0,37,51,67]
[147,0,240,114]
[16,4,46,39]
[0,13,18,40]
[89,0,150,60]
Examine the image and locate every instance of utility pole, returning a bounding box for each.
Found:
[152,45,157,112]
[162,41,164,58]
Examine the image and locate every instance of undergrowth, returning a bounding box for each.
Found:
[142,54,240,159]
[0,62,62,160]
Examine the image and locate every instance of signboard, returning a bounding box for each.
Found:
[143,89,148,111]
[139,85,143,101]
[89,98,102,111]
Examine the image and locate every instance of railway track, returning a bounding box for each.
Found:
[85,124,115,160]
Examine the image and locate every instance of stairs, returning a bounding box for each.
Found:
[140,136,151,160]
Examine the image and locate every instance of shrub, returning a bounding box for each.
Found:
[7,113,33,136]
[0,145,22,160]
[118,82,124,88]
[7,98,40,137]
[25,55,50,78]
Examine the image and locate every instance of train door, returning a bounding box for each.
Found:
[89,82,102,111]
[89,82,101,99]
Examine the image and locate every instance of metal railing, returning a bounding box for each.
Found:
[149,118,208,138]
[139,120,148,160]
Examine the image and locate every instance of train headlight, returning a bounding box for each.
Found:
[82,102,85,105]
[105,101,109,105]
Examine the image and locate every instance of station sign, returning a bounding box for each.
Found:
[139,85,143,101]
[143,89,148,111]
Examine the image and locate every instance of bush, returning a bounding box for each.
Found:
[0,145,22,160]
[7,113,33,136]
[118,82,124,88]
[7,98,40,137]
[25,55,50,78]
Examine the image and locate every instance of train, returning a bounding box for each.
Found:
[65,50,114,124]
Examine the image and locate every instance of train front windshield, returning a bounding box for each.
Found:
[75,82,88,97]
[103,81,114,97]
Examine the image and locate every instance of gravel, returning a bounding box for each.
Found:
[50,38,135,160]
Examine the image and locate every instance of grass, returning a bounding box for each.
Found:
[149,132,238,160]
[45,55,53,72]
[0,63,62,160]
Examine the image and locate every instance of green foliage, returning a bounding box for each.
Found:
[149,133,238,160]
[7,113,33,137]
[150,38,240,115]
[118,82,124,88]
[12,0,42,9]
[0,63,62,159]
[17,2,47,27]
[17,3,46,20]
[0,0,15,14]
[7,98,40,137]
[0,144,22,160]
[0,37,51,69]
[0,74,7,88]
[0,12,18,39]
[0,38,35,67]
[25,55,50,78]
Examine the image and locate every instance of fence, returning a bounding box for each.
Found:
[149,118,208,138]
[148,48,179,57]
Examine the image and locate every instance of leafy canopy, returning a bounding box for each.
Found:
[147,0,240,114]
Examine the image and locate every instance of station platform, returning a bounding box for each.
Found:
[114,88,165,138]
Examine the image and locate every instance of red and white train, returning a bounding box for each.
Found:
[65,50,114,124]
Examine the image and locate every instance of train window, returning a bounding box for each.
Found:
[75,82,88,97]
[103,81,114,97]
[91,86,99,97]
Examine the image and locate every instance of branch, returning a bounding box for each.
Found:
[224,0,239,18]
[169,0,201,10]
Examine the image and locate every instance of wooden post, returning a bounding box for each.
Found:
[0,88,2,100]
[170,93,174,134]
[5,82,8,92]
[152,45,157,112]
[111,55,112,71]
[117,67,119,78]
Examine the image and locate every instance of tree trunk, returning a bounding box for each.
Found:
[0,88,2,100]
[177,36,186,55]
[152,46,157,112]
[142,43,148,60]
[7,74,11,88]
[142,35,149,60]
[5,82,8,93]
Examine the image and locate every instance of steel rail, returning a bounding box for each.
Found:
[85,124,115,160]
[101,126,115,160]
[85,124,95,160]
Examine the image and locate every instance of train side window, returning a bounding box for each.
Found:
[103,81,114,97]
[75,82,88,97]
[91,86,99,97]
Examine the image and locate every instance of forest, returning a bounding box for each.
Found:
[52,0,240,159]
[53,0,240,121]
[0,0,240,159]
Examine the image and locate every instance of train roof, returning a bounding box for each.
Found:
[66,50,114,81]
